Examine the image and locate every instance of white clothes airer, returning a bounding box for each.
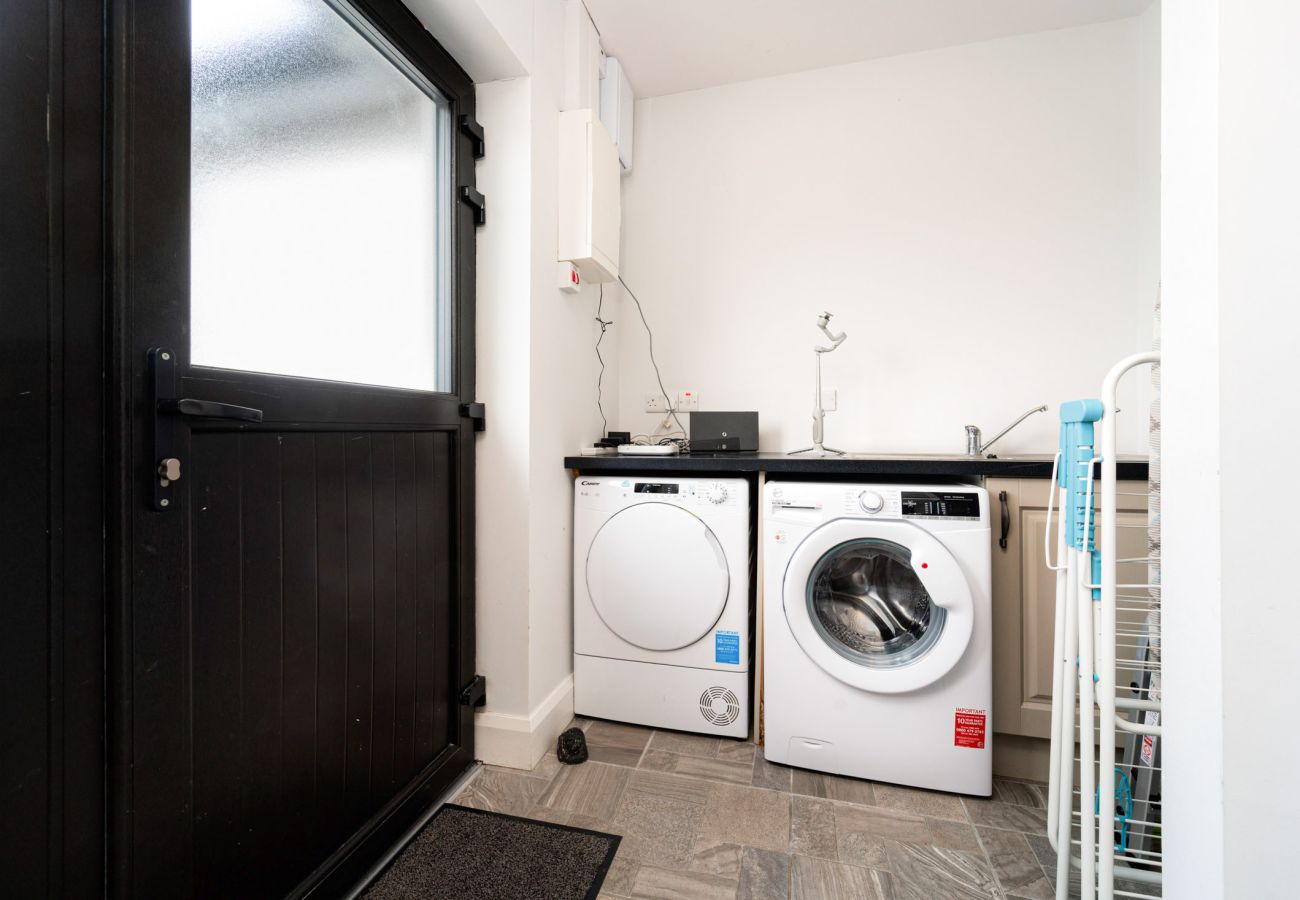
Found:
[1046,352,1162,900]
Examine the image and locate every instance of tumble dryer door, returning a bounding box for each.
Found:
[783,519,973,693]
[586,503,731,651]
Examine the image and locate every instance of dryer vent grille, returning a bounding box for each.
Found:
[698,686,741,727]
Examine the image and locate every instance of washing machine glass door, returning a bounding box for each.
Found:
[784,518,973,694]
[586,502,730,651]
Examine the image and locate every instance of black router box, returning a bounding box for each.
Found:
[689,411,758,452]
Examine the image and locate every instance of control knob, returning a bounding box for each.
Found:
[858,490,884,513]
[704,483,729,505]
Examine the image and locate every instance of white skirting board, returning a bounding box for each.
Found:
[474,674,575,770]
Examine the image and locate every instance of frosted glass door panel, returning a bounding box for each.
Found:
[191,0,452,392]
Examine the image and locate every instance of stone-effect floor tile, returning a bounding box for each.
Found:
[718,740,758,765]
[790,854,887,900]
[641,748,754,785]
[753,752,793,792]
[586,720,654,767]
[792,768,876,806]
[629,864,738,900]
[625,768,712,805]
[612,790,705,867]
[836,831,889,871]
[992,777,1048,809]
[688,841,743,878]
[963,797,1048,833]
[1024,831,1057,872]
[453,766,547,816]
[601,853,641,898]
[790,796,838,860]
[538,760,630,820]
[872,782,968,821]
[977,827,1053,900]
[834,803,931,846]
[529,751,563,781]
[648,729,722,758]
[695,781,792,854]
[523,802,610,832]
[883,840,997,900]
[926,817,983,853]
[738,846,790,900]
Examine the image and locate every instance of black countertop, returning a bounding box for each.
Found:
[563,451,1149,481]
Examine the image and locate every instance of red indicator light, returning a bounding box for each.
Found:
[921,562,929,569]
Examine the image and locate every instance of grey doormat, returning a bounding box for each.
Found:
[363,804,621,900]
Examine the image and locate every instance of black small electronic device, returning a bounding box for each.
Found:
[689,411,758,452]
[598,431,631,448]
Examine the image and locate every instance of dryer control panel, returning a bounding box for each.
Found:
[576,476,746,517]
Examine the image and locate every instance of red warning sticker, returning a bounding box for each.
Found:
[954,708,987,749]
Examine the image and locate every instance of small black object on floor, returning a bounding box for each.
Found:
[557,726,588,764]
[364,804,620,900]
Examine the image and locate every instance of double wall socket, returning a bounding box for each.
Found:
[644,390,700,413]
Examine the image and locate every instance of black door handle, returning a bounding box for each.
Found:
[149,347,264,511]
[999,490,1010,551]
[158,398,263,423]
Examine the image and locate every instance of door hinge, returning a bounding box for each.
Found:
[459,114,485,159]
[460,401,486,432]
[460,186,486,226]
[459,675,487,708]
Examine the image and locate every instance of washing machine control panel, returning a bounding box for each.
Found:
[858,490,885,513]
[900,491,982,520]
[839,489,902,517]
[831,488,982,519]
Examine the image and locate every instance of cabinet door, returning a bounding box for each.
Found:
[990,477,1149,739]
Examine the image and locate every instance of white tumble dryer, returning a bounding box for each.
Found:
[763,482,992,795]
[574,475,750,737]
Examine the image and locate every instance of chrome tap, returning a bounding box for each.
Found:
[965,404,1048,457]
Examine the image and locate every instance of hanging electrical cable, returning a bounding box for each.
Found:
[618,274,688,448]
[594,283,612,436]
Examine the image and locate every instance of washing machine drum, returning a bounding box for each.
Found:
[586,502,730,651]
[809,539,946,668]
[784,519,974,694]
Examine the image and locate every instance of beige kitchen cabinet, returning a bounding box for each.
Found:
[988,476,1149,778]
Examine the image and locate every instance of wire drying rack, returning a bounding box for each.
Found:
[1046,351,1162,900]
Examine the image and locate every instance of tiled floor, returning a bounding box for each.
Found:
[451,717,1061,900]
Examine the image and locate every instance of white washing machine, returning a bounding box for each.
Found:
[574,475,750,737]
[763,482,991,795]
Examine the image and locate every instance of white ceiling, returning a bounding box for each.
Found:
[584,0,1153,98]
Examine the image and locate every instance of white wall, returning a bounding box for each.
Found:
[1163,0,1300,895]
[1216,0,1300,879]
[1159,0,1224,895]
[1215,0,1300,894]
[466,0,613,768]
[615,18,1159,456]
[473,75,534,723]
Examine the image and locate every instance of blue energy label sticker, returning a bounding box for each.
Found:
[715,630,740,665]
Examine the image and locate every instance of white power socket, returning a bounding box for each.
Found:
[677,390,699,412]
[821,389,837,411]
[645,392,671,413]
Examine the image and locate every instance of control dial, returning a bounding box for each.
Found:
[703,483,729,505]
[858,490,885,513]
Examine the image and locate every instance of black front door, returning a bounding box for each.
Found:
[109,1,479,896]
